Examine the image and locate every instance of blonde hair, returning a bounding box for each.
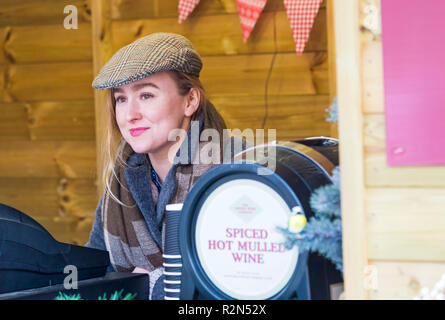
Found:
[100,71,227,206]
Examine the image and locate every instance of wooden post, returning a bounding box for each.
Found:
[327,0,338,138]
[333,0,368,299]
[91,0,113,200]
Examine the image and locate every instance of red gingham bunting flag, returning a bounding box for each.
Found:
[237,0,268,42]
[178,0,200,24]
[284,0,323,55]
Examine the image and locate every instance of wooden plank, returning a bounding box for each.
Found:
[91,0,114,200]
[366,153,445,187]
[364,114,445,187]
[57,178,98,218]
[0,65,8,102]
[210,94,330,119]
[0,27,9,64]
[27,100,95,141]
[327,0,336,96]
[334,0,368,299]
[367,187,445,262]
[201,53,328,96]
[0,101,95,141]
[0,177,96,219]
[226,118,330,141]
[327,0,338,138]
[208,94,332,142]
[6,55,326,103]
[111,9,327,55]
[0,141,96,178]
[8,62,93,101]
[0,0,91,27]
[309,53,330,94]
[0,177,96,245]
[0,66,4,101]
[0,103,30,140]
[0,176,96,245]
[111,0,226,19]
[260,94,331,137]
[33,216,94,245]
[362,35,384,114]
[5,23,92,63]
[266,116,331,134]
[368,260,445,300]
[111,0,325,20]
[0,178,59,217]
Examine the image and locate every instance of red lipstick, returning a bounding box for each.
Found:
[130,127,149,137]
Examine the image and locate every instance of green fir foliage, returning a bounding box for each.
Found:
[54,292,82,300]
[98,289,137,300]
[54,289,137,300]
[279,166,343,273]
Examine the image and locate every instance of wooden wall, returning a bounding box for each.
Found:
[105,0,332,140]
[336,0,445,299]
[0,0,333,245]
[0,0,96,245]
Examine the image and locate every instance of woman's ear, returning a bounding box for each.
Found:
[184,87,200,117]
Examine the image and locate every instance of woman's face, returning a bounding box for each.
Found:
[113,72,196,155]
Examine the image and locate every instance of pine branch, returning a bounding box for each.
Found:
[278,166,343,273]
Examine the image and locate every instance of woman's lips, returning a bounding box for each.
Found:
[130,127,149,137]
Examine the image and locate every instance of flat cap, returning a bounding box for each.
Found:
[92,32,202,90]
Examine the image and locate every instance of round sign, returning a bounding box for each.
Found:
[194,178,299,300]
[180,163,308,300]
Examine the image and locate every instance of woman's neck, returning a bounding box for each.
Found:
[148,118,191,184]
[148,149,174,184]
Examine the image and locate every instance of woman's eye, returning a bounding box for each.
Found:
[115,96,126,104]
[141,93,153,100]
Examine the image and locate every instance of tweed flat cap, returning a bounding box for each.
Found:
[92,32,202,90]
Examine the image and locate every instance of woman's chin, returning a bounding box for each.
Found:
[128,143,153,154]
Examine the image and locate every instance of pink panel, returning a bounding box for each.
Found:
[381,0,445,166]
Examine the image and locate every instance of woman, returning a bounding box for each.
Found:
[85,33,247,299]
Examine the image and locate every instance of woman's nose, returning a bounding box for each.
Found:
[126,100,142,122]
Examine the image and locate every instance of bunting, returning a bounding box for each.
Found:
[284,0,323,55]
[177,0,323,55]
[237,0,268,43]
[178,0,200,24]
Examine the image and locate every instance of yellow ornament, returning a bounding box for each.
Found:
[288,214,307,233]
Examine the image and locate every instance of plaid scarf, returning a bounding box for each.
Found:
[101,115,224,299]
